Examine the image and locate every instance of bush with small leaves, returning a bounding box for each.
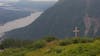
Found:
[0,38,33,49]
[71,37,94,43]
[54,48,62,53]
[43,36,58,42]
[59,39,73,46]
[32,40,46,50]
[59,37,94,46]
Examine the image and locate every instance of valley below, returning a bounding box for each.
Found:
[0,12,43,38]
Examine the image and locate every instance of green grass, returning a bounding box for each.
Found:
[0,37,100,56]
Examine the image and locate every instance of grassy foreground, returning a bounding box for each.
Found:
[0,37,100,56]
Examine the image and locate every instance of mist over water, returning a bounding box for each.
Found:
[0,12,43,37]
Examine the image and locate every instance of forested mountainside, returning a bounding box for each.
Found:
[5,0,100,39]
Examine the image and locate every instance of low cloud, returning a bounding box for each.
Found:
[0,0,58,2]
[0,0,20,2]
[30,0,58,1]
[0,3,5,6]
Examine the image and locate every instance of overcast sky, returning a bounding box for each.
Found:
[0,0,58,2]
[0,0,58,6]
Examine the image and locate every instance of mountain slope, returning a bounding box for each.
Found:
[5,0,100,39]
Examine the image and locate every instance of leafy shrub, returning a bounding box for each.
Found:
[0,38,33,49]
[0,48,28,56]
[54,48,62,53]
[63,43,100,56]
[59,39,72,46]
[71,37,94,43]
[0,38,19,48]
[59,37,94,46]
[43,36,58,42]
[32,40,46,50]
[46,47,63,54]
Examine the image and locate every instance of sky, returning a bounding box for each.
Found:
[0,0,19,2]
[0,0,58,6]
[0,0,58,2]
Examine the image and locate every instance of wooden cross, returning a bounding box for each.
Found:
[73,27,80,37]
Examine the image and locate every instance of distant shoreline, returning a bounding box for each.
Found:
[0,12,43,37]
